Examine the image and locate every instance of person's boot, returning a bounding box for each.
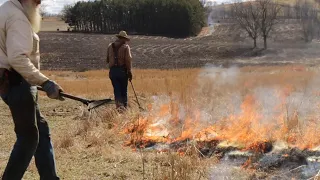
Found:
[116,106,125,114]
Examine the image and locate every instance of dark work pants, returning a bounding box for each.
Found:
[109,66,128,108]
[1,79,59,180]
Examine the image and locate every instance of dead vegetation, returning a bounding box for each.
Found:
[1,65,320,179]
[38,24,320,71]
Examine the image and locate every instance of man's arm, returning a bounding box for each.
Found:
[106,44,110,64]
[6,18,48,85]
[125,45,132,71]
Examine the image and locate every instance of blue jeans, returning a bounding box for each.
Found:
[1,80,59,180]
[109,67,128,108]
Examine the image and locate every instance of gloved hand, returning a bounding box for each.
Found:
[41,80,64,101]
[127,71,133,82]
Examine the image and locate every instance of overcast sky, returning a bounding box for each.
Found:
[0,0,84,14]
[0,0,222,15]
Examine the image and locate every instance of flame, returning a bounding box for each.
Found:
[123,87,320,151]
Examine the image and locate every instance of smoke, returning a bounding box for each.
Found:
[252,76,320,125]
[206,5,218,35]
[132,63,320,149]
[207,8,215,26]
[199,64,240,85]
[253,87,281,122]
[198,63,320,119]
[195,64,320,145]
[198,65,320,179]
[196,64,242,121]
[210,161,252,179]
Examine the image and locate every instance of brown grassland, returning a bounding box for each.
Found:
[41,17,69,32]
[1,65,320,179]
[2,16,320,180]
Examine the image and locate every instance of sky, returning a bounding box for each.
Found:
[0,0,82,14]
[0,0,223,15]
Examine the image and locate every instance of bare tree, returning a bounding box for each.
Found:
[257,0,281,49]
[295,0,319,42]
[232,1,260,48]
[40,4,48,17]
[220,4,226,19]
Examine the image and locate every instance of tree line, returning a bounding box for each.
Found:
[210,2,318,20]
[231,0,281,49]
[294,0,320,42]
[61,0,206,37]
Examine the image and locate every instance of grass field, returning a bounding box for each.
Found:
[2,65,320,179]
[2,16,320,179]
[37,18,320,71]
[41,17,69,32]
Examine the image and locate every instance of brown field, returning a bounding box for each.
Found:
[39,20,320,71]
[39,31,250,70]
[2,65,320,179]
[2,17,320,179]
[41,17,69,32]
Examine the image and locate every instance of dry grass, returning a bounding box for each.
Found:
[42,65,314,99]
[41,17,69,32]
[2,65,320,179]
[42,69,200,97]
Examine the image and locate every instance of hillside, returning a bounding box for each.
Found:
[2,6,320,180]
[38,16,320,71]
[41,17,69,32]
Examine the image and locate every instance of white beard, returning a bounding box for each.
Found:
[22,0,42,33]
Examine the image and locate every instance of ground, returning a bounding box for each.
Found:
[2,66,320,179]
[39,18,320,71]
[41,17,69,32]
[1,17,320,179]
[0,69,215,179]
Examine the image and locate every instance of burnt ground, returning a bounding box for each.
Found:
[39,23,320,71]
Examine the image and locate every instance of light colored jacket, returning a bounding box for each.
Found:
[0,0,48,85]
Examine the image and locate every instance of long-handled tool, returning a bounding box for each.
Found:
[129,80,144,111]
[37,87,115,111]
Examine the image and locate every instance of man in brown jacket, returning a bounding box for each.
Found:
[0,0,63,179]
[106,31,133,110]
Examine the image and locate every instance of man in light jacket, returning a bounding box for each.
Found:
[0,0,63,179]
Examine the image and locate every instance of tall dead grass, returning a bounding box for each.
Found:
[42,69,200,97]
[43,65,320,179]
[42,65,314,96]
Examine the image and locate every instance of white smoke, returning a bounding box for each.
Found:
[198,64,320,123]
[210,161,252,179]
[198,64,240,85]
[143,64,320,148]
[199,65,320,179]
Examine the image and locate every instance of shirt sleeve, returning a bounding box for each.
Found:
[106,43,111,64]
[125,45,132,71]
[6,18,48,85]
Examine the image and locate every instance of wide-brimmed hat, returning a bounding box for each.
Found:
[116,31,130,41]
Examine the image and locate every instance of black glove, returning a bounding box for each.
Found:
[41,80,64,101]
[127,71,133,82]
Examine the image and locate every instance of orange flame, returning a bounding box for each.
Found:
[124,87,320,151]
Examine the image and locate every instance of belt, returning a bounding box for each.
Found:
[111,64,126,69]
[0,68,9,95]
[0,68,8,85]
[0,69,23,86]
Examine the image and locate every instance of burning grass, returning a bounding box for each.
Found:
[119,66,320,152]
[2,65,320,179]
[42,65,320,151]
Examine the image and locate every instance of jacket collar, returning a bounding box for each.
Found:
[10,0,28,18]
